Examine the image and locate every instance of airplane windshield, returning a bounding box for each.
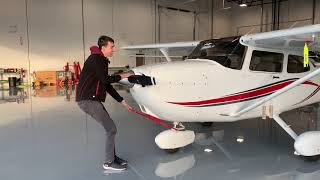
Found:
[188,37,246,70]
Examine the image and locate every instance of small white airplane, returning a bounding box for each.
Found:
[120,24,320,160]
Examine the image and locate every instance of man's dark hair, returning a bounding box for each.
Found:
[98,35,114,49]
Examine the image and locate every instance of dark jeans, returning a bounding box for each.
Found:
[77,100,117,162]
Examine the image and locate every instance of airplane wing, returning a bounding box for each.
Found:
[122,41,200,62]
[240,24,320,51]
[122,41,200,50]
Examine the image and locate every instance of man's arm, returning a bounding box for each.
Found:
[92,57,136,104]
[105,84,123,102]
[93,58,121,84]
[90,58,123,102]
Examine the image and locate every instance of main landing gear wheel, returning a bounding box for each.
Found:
[273,115,320,162]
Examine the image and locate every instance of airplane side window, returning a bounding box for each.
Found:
[249,50,283,72]
[287,55,310,73]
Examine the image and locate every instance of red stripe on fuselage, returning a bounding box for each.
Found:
[168,80,319,106]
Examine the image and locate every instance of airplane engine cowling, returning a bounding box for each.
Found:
[294,131,320,156]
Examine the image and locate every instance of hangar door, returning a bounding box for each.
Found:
[159,6,195,43]
[158,6,196,61]
[0,0,29,82]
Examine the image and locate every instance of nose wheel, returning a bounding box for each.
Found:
[303,155,320,162]
[155,122,195,154]
[164,148,180,154]
[162,123,186,154]
[201,122,213,127]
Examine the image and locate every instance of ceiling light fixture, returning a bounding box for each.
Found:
[239,3,247,7]
[236,136,245,143]
[204,148,213,152]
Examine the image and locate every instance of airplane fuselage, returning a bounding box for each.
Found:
[130,46,320,123]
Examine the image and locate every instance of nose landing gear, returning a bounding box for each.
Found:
[155,122,195,154]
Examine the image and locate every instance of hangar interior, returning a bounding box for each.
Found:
[1,0,320,179]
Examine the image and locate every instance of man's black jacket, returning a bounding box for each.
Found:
[76,46,123,103]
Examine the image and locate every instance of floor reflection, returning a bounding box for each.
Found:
[0,87,28,104]
[149,105,320,180]
[155,153,196,178]
[0,87,319,180]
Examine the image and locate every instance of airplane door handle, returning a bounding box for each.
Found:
[272,76,280,79]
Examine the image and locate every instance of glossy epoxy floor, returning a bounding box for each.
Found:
[1,87,320,180]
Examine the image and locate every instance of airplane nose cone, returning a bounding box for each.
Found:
[128,75,155,87]
[118,67,155,87]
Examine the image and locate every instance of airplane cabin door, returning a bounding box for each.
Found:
[280,54,316,107]
[243,48,286,112]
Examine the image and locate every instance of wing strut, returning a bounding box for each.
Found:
[160,48,172,62]
[273,114,298,140]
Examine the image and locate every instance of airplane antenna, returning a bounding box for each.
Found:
[244,28,256,36]
[289,22,299,29]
